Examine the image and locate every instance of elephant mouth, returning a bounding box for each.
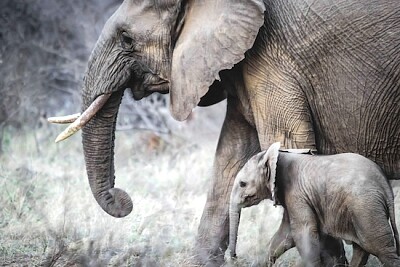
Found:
[130,81,169,100]
[242,195,262,207]
[147,80,169,92]
[130,73,169,100]
[48,74,169,142]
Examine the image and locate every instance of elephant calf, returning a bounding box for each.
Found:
[229,142,400,267]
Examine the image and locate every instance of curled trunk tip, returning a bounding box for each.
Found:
[100,188,133,217]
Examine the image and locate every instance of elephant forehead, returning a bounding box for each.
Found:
[122,0,179,23]
[238,159,259,180]
[245,157,259,171]
[114,0,178,35]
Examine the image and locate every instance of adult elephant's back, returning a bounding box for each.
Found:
[246,0,400,179]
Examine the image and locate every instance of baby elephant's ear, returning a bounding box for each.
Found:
[258,142,280,205]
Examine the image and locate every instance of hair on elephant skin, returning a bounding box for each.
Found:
[229,142,400,267]
[48,0,400,264]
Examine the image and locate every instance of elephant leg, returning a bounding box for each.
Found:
[378,254,400,267]
[195,97,260,266]
[267,209,295,266]
[350,243,369,267]
[353,208,400,267]
[267,212,346,267]
[319,234,348,266]
[373,241,400,267]
[290,208,322,267]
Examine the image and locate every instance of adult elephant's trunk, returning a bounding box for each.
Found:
[80,35,134,217]
[228,203,241,258]
[81,89,133,217]
[79,31,134,218]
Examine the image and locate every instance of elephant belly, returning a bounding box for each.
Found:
[314,192,358,243]
[320,218,359,246]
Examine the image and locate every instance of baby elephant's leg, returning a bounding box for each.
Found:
[290,208,322,267]
[350,243,369,267]
[376,248,400,267]
[267,217,346,267]
[320,234,348,266]
[353,207,400,267]
[267,210,295,266]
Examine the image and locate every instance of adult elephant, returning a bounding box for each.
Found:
[50,0,400,265]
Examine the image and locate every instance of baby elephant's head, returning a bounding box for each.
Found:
[231,142,281,208]
[228,142,281,258]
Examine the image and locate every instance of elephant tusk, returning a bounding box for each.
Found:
[47,113,81,124]
[54,93,111,143]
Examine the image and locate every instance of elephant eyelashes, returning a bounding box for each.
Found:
[239,181,247,188]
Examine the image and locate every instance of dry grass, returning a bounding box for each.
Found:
[0,110,214,266]
[2,1,395,266]
[0,105,396,266]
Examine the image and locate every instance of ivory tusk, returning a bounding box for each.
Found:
[54,93,111,143]
[47,113,81,124]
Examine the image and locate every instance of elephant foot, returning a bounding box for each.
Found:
[320,235,348,266]
[194,190,231,266]
[194,240,226,267]
[193,252,225,267]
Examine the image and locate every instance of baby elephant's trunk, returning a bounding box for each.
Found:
[229,204,241,258]
[388,200,400,256]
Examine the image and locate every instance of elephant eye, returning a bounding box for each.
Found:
[239,181,247,188]
[121,32,134,49]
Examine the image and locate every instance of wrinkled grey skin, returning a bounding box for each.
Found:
[76,0,400,264]
[229,143,400,267]
[264,211,347,267]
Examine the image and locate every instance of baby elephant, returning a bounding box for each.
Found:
[229,142,400,267]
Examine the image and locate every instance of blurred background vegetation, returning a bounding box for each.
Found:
[0,1,389,266]
[0,1,232,266]
[0,0,115,131]
[0,0,180,145]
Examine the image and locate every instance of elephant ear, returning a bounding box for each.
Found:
[170,0,265,120]
[258,142,281,205]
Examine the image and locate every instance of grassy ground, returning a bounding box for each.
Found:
[0,105,395,266]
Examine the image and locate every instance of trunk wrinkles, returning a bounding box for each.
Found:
[82,88,133,218]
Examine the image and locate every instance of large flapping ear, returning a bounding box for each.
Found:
[170,0,265,120]
[258,142,281,205]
